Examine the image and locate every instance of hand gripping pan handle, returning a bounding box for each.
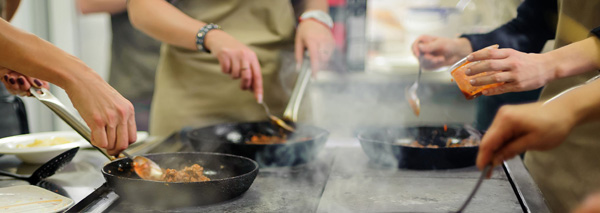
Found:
[30,87,114,160]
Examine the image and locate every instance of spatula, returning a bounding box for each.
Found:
[0,147,79,185]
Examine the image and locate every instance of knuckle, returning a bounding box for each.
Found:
[92,114,105,126]
[493,75,503,82]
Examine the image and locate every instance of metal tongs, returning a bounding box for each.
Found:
[283,53,312,123]
[261,53,312,132]
[29,88,164,180]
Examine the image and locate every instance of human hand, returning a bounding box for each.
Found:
[411,35,472,70]
[295,19,335,76]
[465,48,553,96]
[574,192,600,213]
[1,68,50,96]
[476,102,575,175]
[204,30,263,102]
[63,73,137,156]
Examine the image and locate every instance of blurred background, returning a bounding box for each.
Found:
[8,0,524,138]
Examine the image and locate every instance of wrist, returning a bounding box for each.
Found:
[203,29,226,53]
[540,51,563,83]
[299,10,333,29]
[455,38,473,58]
[196,23,222,53]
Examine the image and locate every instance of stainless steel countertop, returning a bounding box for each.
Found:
[0,136,549,212]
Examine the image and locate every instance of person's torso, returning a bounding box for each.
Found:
[526,1,600,212]
[108,11,162,100]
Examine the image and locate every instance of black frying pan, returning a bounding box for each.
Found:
[357,125,481,170]
[102,152,258,208]
[187,121,329,167]
[31,88,261,208]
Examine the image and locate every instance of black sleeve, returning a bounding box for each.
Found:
[591,26,600,38]
[460,0,558,53]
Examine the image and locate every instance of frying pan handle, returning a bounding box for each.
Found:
[283,52,311,122]
[29,88,115,160]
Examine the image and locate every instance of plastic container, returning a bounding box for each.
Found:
[449,57,504,100]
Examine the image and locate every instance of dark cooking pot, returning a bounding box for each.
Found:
[187,121,329,167]
[102,152,259,208]
[357,125,481,170]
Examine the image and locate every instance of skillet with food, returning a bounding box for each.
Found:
[187,121,329,167]
[102,152,258,207]
[187,54,329,167]
[30,88,260,208]
[357,124,481,170]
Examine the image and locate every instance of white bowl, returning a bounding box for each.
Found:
[0,131,148,164]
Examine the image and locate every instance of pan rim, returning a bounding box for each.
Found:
[101,152,259,184]
[188,121,331,146]
[356,125,480,150]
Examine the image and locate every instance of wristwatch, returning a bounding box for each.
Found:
[196,23,222,53]
[299,10,334,29]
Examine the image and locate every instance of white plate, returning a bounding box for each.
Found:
[0,185,73,213]
[0,131,148,164]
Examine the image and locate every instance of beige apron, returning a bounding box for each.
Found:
[524,1,600,212]
[150,0,297,137]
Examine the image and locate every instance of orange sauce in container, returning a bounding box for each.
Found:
[450,61,504,100]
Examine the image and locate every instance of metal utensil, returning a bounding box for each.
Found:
[282,53,312,123]
[406,55,423,116]
[455,165,492,213]
[0,147,79,185]
[260,102,295,132]
[29,87,164,181]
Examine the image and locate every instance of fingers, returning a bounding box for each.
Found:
[467,46,506,63]
[307,41,320,77]
[295,38,304,69]
[106,124,117,150]
[466,59,513,76]
[127,112,137,144]
[111,121,129,155]
[240,59,252,90]
[411,35,436,56]
[476,115,515,169]
[90,120,108,150]
[250,57,263,103]
[469,72,513,86]
[492,133,536,163]
[16,76,32,96]
[230,55,241,79]
[218,54,231,74]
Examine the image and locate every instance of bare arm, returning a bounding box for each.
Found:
[465,36,600,96]
[128,0,264,102]
[76,0,127,15]
[127,0,203,50]
[0,18,136,155]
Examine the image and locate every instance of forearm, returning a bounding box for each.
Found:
[128,0,204,50]
[547,78,600,126]
[76,0,126,15]
[0,19,100,91]
[544,36,600,80]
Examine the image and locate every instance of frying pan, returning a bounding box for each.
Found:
[357,124,481,170]
[187,54,329,167]
[187,121,329,167]
[102,152,258,208]
[30,88,260,208]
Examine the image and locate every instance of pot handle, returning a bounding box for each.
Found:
[29,87,114,160]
